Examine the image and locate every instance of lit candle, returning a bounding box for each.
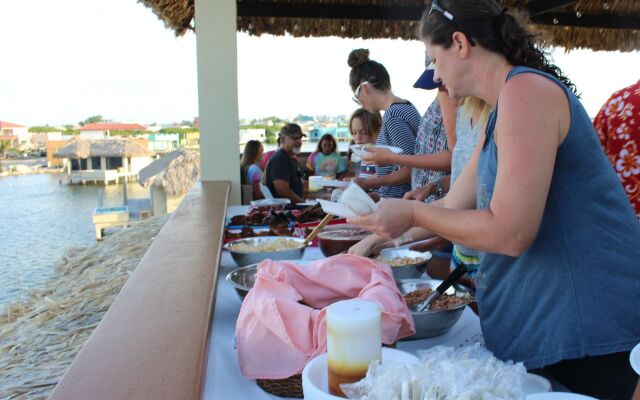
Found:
[326,299,382,397]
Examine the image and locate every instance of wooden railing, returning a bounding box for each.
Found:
[49,181,230,400]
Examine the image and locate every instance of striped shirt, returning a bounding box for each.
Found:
[376,102,420,198]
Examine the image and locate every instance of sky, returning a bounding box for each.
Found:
[1,0,639,127]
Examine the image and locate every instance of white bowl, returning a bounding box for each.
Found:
[631,342,640,375]
[301,347,418,400]
[522,373,551,394]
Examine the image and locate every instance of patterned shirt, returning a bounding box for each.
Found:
[306,151,346,177]
[376,102,420,198]
[411,98,449,204]
[594,80,640,219]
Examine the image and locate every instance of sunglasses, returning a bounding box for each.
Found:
[429,0,476,46]
[352,81,368,105]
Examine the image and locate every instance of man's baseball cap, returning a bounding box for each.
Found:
[280,123,307,139]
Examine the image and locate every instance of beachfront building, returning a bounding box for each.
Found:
[138,148,200,215]
[238,128,265,144]
[147,132,181,153]
[308,125,351,142]
[46,2,640,400]
[55,137,152,184]
[0,121,28,148]
[79,123,147,139]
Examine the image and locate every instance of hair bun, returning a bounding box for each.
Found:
[348,48,370,68]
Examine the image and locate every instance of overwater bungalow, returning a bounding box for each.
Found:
[55,137,152,185]
[47,1,640,400]
[138,148,200,215]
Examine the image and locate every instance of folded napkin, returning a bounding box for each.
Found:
[236,254,415,379]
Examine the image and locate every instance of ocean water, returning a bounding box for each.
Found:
[0,173,149,305]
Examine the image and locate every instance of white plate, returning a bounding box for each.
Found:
[350,144,403,158]
[317,199,357,219]
[317,179,350,188]
[522,373,551,395]
[250,198,291,206]
[631,342,640,375]
[526,393,598,400]
[302,348,419,400]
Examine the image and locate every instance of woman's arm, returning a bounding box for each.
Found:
[439,90,458,151]
[350,73,568,256]
[364,149,452,171]
[355,166,411,190]
[251,181,264,200]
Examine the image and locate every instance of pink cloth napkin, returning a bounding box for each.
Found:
[236,254,415,379]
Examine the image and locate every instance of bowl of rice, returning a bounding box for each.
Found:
[374,248,432,280]
[224,236,306,267]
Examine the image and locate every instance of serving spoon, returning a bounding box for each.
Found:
[302,213,334,247]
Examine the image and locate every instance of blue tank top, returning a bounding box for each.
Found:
[476,66,640,369]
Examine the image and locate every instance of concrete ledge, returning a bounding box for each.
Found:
[50,181,230,400]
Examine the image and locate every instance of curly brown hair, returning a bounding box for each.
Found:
[419,0,577,95]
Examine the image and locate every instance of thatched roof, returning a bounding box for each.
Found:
[54,138,151,159]
[138,149,200,196]
[138,0,640,52]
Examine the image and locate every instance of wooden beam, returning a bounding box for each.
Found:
[237,2,424,21]
[526,0,576,17]
[532,12,640,30]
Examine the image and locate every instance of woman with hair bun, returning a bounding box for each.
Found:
[349,1,640,398]
[348,48,420,199]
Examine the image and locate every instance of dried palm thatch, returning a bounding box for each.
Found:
[0,215,169,400]
[54,138,151,159]
[138,148,200,196]
[138,0,640,51]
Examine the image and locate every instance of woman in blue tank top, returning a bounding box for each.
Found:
[349,1,640,398]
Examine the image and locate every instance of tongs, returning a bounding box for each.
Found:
[416,264,468,312]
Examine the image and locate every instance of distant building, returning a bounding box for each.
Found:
[239,128,265,144]
[55,137,152,185]
[307,126,351,142]
[147,133,181,152]
[79,123,147,139]
[0,121,28,147]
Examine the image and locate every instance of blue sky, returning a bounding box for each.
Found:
[1,0,638,126]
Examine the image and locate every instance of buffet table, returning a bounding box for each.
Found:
[202,206,565,399]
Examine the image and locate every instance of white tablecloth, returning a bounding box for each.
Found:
[202,246,484,399]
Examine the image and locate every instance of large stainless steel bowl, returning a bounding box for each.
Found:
[225,264,258,300]
[225,260,313,300]
[397,278,472,339]
[224,236,306,267]
[375,248,432,280]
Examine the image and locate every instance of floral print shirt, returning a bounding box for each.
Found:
[594,80,640,219]
[411,98,449,204]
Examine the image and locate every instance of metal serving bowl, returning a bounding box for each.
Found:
[225,264,258,300]
[375,248,432,280]
[223,236,306,267]
[225,260,313,300]
[397,278,473,339]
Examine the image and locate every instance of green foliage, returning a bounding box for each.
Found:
[79,115,104,127]
[0,140,9,154]
[28,125,58,133]
[63,125,79,135]
[158,127,198,134]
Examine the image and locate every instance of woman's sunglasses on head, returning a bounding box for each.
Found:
[429,0,476,46]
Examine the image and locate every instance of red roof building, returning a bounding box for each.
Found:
[80,123,147,131]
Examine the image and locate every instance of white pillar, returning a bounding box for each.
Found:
[194,0,241,205]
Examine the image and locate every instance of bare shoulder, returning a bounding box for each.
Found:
[500,72,568,111]
[497,71,570,144]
